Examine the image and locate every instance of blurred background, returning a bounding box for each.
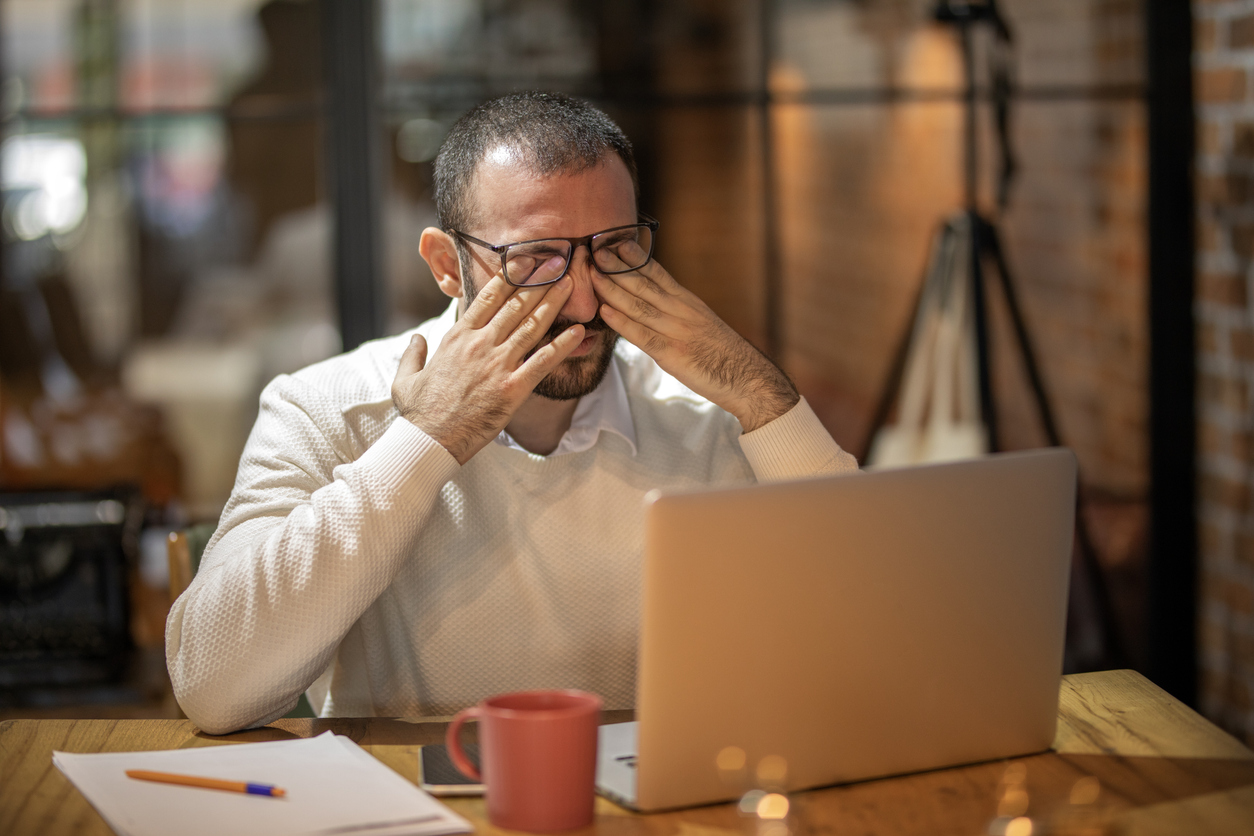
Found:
[0,0,1241,745]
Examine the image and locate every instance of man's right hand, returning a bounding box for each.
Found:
[391,264,585,465]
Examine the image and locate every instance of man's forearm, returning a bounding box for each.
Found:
[715,346,801,434]
[738,396,860,481]
[166,416,457,734]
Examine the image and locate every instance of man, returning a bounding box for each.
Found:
[167,92,858,735]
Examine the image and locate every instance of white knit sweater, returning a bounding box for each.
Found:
[166,310,859,734]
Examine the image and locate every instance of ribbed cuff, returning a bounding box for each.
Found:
[738,397,858,482]
[353,416,461,498]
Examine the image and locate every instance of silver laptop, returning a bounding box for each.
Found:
[596,448,1076,812]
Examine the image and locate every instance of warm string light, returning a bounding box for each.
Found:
[998,762,1030,817]
[1051,775,1110,836]
[717,746,747,775]
[988,762,1034,836]
[988,765,1112,836]
[715,748,796,836]
[1070,776,1101,807]
[718,751,1111,835]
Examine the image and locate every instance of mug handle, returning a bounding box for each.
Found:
[445,706,483,782]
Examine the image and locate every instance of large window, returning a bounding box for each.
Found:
[2,0,335,527]
[376,0,1147,671]
[1,0,1150,679]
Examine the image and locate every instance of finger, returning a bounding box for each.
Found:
[592,243,635,274]
[459,274,517,329]
[595,261,681,311]
[504,274,575,359]
[595,238,648,268]
[396,333,428,378]
[600,240,674,290]
[631,254,676,287]
[517,323,585,384]
[592,271,668,324]
[599,303,671,358]
[486,256,569,342]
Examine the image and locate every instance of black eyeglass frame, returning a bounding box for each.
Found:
[448,214,660,287]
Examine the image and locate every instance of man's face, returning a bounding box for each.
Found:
[457,150,637,400]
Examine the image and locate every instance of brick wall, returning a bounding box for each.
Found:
[649,0,1153,670]
[1195,0,1254,743]
[768,0,1153,662]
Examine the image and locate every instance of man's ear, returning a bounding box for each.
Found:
[419,227,465,299]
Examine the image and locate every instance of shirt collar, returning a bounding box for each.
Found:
[422,299,637,458]
[495,351,637,457]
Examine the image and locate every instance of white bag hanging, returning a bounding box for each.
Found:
[868,215,989,469]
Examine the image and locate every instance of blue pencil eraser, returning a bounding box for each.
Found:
[245,783,274,796]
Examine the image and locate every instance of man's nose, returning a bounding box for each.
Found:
[559,244,601,324]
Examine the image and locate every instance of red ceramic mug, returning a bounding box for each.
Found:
[446,689,603,833]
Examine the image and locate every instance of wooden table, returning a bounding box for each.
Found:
[3,670,1253,835]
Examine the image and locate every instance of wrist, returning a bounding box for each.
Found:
[732,353,799,432]
[398,409,473,465]
[733,389,801,434]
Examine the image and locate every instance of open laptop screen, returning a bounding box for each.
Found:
[605,449,1075,812]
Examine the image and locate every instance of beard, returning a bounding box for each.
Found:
[530,311,619,401]
[462,273,619,401]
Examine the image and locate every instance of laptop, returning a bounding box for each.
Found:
[596,448,1076,812]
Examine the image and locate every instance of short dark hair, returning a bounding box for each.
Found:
[433,91,639,234]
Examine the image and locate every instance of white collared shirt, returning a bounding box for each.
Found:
[493,351,638,457]
[170,298,860,732]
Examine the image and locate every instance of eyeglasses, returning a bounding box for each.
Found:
[449,215,659,287]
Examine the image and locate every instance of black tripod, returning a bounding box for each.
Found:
[862,0,1124,671]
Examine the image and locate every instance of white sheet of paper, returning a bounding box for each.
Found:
[53,731,473,836]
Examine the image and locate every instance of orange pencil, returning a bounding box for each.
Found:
[125,769,287,797]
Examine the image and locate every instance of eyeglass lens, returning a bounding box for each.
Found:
[503,224,654,285]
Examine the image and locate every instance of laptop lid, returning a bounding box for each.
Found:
[628,449,1076,811]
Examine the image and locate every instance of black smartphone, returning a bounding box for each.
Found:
[418,743,484,796]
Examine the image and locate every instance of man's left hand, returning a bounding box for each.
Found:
[592,244,799,433]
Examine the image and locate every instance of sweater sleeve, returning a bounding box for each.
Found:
[737,396,860,482]
[165,374,459,734]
